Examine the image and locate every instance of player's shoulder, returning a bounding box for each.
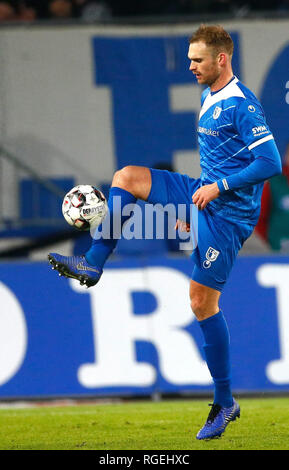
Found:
[202,77,259,108]
[199,77,263,120]
[233,78,263,112]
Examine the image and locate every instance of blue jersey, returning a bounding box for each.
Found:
[198,76,276,225]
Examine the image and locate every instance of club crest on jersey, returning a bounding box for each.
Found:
[213,106,222,119]
[203,247,220,269]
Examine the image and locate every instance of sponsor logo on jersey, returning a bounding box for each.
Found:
[203,247,220,269]
[252,125,269,137]
[198,126,219,137]
[213,106,222,119]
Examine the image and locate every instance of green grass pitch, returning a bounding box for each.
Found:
[1,397,289,450]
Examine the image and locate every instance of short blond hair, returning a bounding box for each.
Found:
[190,24,234,57]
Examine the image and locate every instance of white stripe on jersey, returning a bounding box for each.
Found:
[248,134,274,150]
[217,123,233,129]
[206,134,239,157]
[206,143,247,178]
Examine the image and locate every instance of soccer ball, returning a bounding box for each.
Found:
[62,185,108,231]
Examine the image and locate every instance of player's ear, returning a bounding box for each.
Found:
[218,52,227,66]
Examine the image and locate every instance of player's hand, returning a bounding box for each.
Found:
[192,182,220,210]
[174,219,190,232]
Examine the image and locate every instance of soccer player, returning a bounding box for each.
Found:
[48,25,282,440]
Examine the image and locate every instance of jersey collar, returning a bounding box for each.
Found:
[210,76,237,96]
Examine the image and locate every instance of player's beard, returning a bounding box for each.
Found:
[202,69,221,88]
[200,59,221,87]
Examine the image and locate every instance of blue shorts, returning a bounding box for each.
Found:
[147,169,254,292]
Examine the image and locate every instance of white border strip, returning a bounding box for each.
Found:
[248,134,274,150]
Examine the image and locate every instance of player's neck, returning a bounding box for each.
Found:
[210,70,234,93]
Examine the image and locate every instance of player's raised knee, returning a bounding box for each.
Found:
[112,165,151,200]
[112,166,136,190]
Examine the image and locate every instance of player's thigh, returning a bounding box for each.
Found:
[147,168,200,219]
[191,210,253,292]
[112,166,152,200]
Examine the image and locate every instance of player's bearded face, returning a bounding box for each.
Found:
[188,42,221,86]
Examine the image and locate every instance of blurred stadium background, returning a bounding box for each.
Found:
[0,1,289,403]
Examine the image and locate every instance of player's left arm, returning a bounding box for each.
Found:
[216,138,281,196]
[193,100,282,210]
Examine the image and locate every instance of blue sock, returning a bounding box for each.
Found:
[199,311,233,408]
[85,186,136,267]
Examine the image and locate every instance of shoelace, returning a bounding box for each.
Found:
[206,403,222,423]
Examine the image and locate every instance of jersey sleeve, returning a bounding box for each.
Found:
[216,99,282,193]
[233,99,273,151]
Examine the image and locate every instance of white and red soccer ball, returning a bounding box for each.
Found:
[62,185,108,230]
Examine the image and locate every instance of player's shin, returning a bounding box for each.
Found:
[199,310,233,408]
[85,186,137,267]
